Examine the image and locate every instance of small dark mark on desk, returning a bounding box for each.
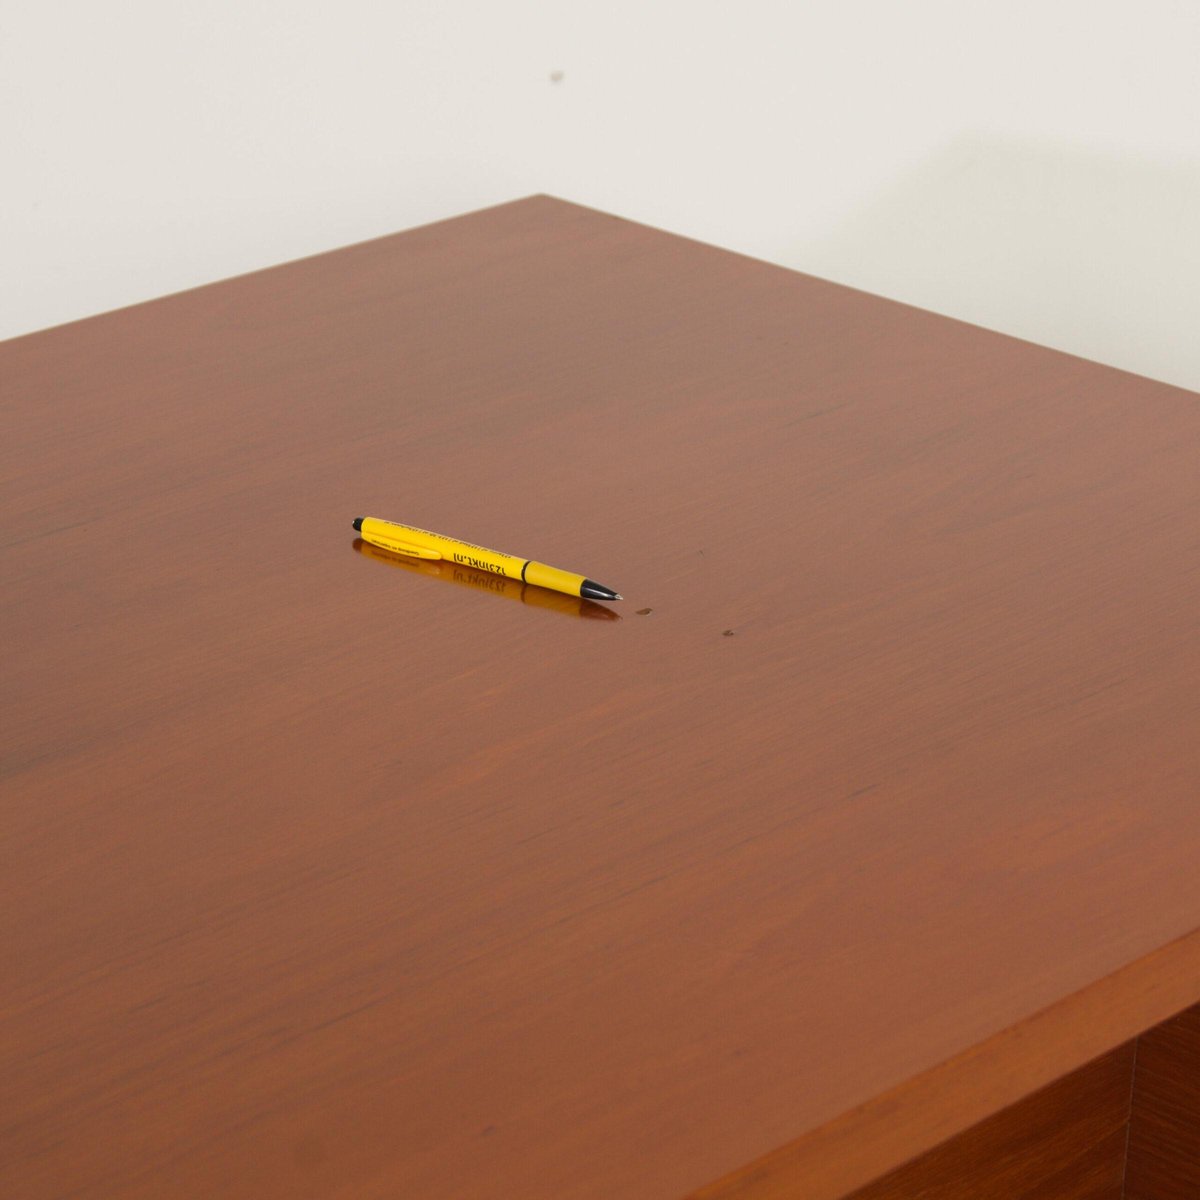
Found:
[637,608,652,615]
[723,629,735,637]
[846,783,879,800]
[481,1125,497,1137]
[1,519,91,551]
[292,1134,326,1168]
[782,403,848,427]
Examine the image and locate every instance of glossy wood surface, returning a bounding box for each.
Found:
[4,196,1200,1199]
[1126,1005,1200,1198]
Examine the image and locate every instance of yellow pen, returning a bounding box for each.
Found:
[352,517,622,602]
[354,538,620,620]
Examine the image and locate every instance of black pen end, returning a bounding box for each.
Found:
[352,517,364,532]
[580,580,621,602]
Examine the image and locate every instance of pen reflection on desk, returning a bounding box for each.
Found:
[353,539,621,621]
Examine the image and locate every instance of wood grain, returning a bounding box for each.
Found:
[1126,1004,1200,1198]
[843,1044,1133,1200]
[4,195,1200,1199]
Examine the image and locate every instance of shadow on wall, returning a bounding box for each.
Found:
[794,134,1200,394]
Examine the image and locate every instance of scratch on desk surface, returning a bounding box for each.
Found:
[1,519,91,550]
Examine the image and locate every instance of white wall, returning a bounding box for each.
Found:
[4,1,1199,390]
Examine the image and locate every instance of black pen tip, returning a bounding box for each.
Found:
[580,580,621,602]
[352,517,364,532]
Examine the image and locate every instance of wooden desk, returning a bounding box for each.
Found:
[4,196,1199,1199]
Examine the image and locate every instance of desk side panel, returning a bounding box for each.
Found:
[1125,1004,1200,1199]
[844,1045,1132,1200]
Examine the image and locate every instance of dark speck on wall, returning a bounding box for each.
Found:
[549,70,564,83]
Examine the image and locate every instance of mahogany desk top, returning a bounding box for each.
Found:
[3,196,1200,1199]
